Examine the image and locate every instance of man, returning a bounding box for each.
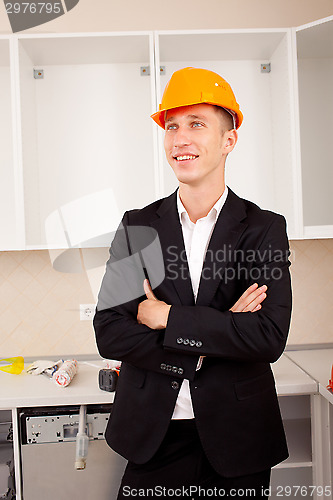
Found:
[94,67,292,499]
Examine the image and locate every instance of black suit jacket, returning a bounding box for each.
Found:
[94,188,292,478]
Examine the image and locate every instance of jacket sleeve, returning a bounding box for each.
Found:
[93,212,199,381]
[163,215,292,363]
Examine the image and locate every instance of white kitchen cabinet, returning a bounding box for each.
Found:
[0,37,24,251]
[294,16,333,239]
[270,355,322,499]
[15,32,158,249]
[154,30,301,239]
[271,395,313,498]
[2,19,333,251]
[286,349,333,494]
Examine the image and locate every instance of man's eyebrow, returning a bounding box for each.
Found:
[165,114,208,123]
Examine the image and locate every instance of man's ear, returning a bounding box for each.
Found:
[223,129,238,153]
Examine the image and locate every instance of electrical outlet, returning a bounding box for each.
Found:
[80,304,96,321]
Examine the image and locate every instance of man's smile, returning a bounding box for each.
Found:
[173,154,199,161]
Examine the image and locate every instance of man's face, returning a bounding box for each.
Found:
[164,103,235,188]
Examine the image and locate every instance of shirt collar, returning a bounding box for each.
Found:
[177,186,229,225]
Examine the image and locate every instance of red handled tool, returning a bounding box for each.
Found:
[327,365,333,391]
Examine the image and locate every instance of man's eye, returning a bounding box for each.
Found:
[166,124,177,130]
[192,122,203,127]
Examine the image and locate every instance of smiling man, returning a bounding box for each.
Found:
[94,67,292,499]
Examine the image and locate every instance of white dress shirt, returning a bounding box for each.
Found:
[171,186,229,419]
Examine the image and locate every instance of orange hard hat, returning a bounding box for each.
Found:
[151,67,243,130]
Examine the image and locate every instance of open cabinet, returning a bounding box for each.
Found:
[154,30,300,239]
[16,32,157,249]
[295,16,333,238]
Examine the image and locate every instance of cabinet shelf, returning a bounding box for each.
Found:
[157,30,287,62]
[17,33,152,65]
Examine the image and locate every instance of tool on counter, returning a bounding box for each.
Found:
[26,359,63,377]
[26,358,78,387]
[99,369,118,392]
[0,356,24,375]
[98,360,121,392]
[327,365,333,392]
[53,359,78,387]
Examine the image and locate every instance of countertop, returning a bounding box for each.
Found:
[286,349,333,405]
[0,360,114,410]
[271,353,317,396]
[0,354,317,410]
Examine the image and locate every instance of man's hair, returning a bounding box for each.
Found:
[213,105,234,133]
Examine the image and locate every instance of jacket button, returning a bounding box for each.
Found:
[183,339,189,345]
[166,365,172,371]
[177,368,184,375]
[171,381,179,390]
[177,337,183,344]
[172,366,178,373]
[160,363,166,370]
[189,339,196,346]
[196,341,202,348]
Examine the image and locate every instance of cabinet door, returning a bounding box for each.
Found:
[154,30,300,239]
[296,16,333,238]
[0,38,23,251]
[17,33,157,249]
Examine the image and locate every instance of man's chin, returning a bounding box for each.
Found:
[176,176,202,188]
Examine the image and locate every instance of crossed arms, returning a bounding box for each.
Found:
[137,279,267,330]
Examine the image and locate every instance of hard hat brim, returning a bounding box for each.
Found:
[150,102,243,130]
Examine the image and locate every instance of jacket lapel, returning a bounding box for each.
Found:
[149,189,248,307]
[196,189,248,306]
[150,191,195,306]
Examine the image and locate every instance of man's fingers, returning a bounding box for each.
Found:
[242,285,267,309]
[239,283,259,299]
[143,279,157,301]
[230,284,267,312]
[231,283,258,311]
[243,292,266,312]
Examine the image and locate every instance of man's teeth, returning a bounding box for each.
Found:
[175,155,197,161]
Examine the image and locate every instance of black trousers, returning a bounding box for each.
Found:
[117,419,271,500]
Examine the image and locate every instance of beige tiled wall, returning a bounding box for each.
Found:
[288,239,333,345]
[0,250,99,358]
[0,240,332,358]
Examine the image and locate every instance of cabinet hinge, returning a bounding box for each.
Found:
[261,63,271,73]
[33,69,44,79]
[140,66,166,76]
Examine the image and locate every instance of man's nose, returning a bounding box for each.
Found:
[173,126,191,147]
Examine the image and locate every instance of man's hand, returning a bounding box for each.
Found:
[137,280,171,330]
[230,283,267,313]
